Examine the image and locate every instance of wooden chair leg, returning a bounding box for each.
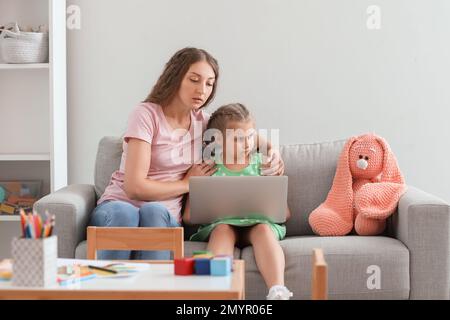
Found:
[87,227,97,260]
[173,228,184,259]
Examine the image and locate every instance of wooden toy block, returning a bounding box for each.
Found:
[215,254,234,271]
[215,254,233,260]
[174,258,195,275]
[193,253,213,259]
[194,258,211,275]
[192,250,212,256]
[211,257,231,276]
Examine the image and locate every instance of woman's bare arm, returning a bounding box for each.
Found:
[124,138,216,201]
[124,138,189,201]
[257,134,285,176]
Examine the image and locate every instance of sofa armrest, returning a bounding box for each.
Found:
[390,186,450,299]
[34,184,96,258]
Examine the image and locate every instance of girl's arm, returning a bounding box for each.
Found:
[124,138,215,201]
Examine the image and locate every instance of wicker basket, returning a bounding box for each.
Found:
[0,23,49,64]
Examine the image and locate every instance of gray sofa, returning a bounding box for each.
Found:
[34,137,450,299]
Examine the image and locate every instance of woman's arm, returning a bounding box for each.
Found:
[124,138,215,201]
[124,139,187,201]
[256,134,285,176]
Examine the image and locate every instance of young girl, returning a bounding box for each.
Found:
[183,103,293,300]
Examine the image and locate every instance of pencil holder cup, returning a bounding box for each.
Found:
[11,236,57,287]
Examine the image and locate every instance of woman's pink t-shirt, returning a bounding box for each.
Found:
[98,102,209,222]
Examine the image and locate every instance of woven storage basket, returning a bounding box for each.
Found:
[0,23,49,64]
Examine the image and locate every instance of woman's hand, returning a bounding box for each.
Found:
[261,148,285,176]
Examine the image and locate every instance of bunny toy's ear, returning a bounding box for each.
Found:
[308,135,358,236]
[354,135,407,222]
[375,135,405,184]
[327,136,358,206]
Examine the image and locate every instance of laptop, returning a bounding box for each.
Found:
[189,176,288,224]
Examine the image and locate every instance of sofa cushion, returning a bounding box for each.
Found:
[281,140,345,236]
[75,240,87,259]
[241,236,409,300]
[94,136,123,199]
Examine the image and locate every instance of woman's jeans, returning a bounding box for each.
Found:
[89,201,181,260]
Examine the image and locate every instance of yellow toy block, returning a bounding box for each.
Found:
[193,253,213,259]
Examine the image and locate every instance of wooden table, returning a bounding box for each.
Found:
[0,259,245,300]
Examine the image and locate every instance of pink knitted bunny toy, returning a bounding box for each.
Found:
[309,133,407,236]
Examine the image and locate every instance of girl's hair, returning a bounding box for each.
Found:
[204,103,254,160]
[207,103,253,132]
[144,47,219,108]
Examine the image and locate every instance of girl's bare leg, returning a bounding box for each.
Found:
[241,224,285,288]
[207,224,238,256]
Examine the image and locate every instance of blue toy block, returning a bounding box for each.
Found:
[215,255,234,271]
[211,257,231,276]
[194,258,211,275]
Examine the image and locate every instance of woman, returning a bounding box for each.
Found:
[90,47,284,260]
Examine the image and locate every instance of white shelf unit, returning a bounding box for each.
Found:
[0,63,49,69]
[0,0,67,192]
[0,0,66,258]
[0,216,20,222]
[0,153,51,161]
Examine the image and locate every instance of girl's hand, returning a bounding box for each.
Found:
[183,162,217,182]
[261,149,285,176]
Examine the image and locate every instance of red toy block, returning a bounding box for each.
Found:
[174,258,195,275]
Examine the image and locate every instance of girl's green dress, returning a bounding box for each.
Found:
[189,153,286,242]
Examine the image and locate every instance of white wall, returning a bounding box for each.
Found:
[67,0,450,202]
